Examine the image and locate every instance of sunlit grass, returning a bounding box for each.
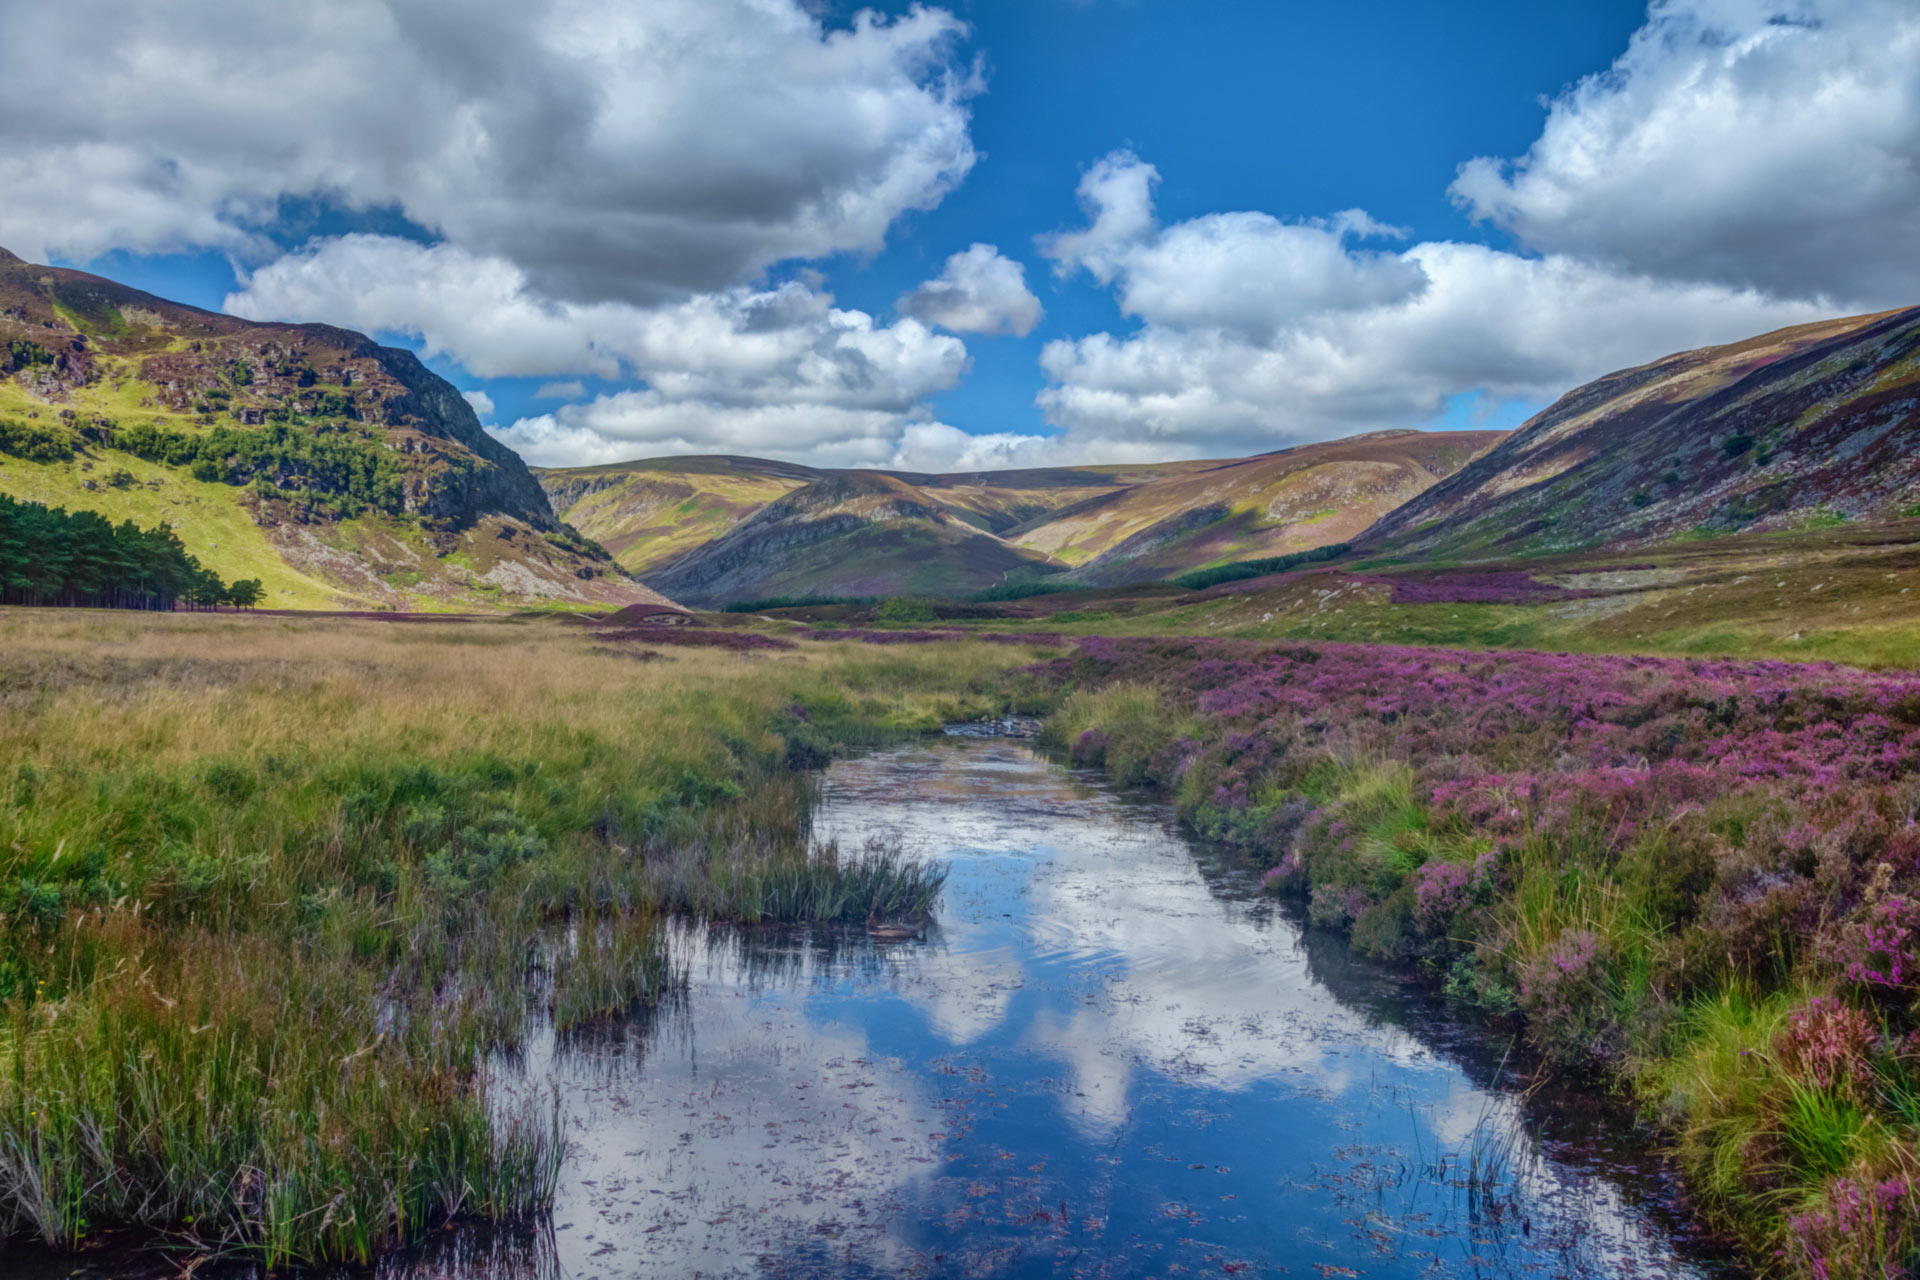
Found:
[0,609,1043,1263]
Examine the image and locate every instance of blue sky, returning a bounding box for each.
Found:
[10,0,1917,470]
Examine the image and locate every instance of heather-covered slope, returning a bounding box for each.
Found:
[0,247,670,610]
[644,471,1063,606]
[1360,308,1920,559]
[1012,430,1504,586]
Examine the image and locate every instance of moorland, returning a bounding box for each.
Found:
[6,250,1920,1278]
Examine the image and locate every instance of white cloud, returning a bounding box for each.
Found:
[1037,150,1160,283]
[1036,149,1830,458]
[898,243,1043,336]
[228,234,973,467]
[460,389,495,421]
[9,0,988,472]
[0,0,977,306]
[1449,0,1920,304]
[1093,210,1426,340]
[534,380,585,400]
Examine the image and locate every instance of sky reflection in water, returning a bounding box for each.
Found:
[519,740,1728,1279]
[10,740,1729,1280]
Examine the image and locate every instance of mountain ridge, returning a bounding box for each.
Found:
[0,247,674,611]
[538,433,1505,604]
[1358,307,1920,558]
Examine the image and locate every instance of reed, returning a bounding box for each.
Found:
[0,609,1043,1263]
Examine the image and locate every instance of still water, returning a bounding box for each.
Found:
[17,739,1735,1279]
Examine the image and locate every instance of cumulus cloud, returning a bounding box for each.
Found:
[1450,0,1920,304]
[0,0,976,306]
[1028,0,1920,461]
[0,0,995,468]
[1037,150,1160,283]
[534,381,586,401]
[1095,209,1426,340]
[898,244,1043,336]
[460,390,495,421]
[228,233,972,466]
[1036,149,1830,458]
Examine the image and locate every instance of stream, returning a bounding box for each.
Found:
[12,739,1736,1279]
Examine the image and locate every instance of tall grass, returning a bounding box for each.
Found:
[0,610,1041,1263]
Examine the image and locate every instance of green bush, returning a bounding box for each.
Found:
[1173,542,1350,591]
[0,417,74,461]
[875,596,937,623]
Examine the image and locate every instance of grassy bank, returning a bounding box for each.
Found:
[1023,635,1920,1278]
[0,610,1044,1265]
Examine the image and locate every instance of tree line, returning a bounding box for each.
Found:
[0,494,263,610]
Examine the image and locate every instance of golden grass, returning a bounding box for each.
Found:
[0,609,1045,1264]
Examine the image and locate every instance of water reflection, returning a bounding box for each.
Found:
[525,740,1730,1279]
[8,741,1733,1279]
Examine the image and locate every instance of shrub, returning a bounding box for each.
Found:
[1173,543,1349,591]
[0,417,73,461]
[1775,996,1877,1095]
[875,596,937,624]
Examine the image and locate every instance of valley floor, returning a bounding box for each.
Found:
[6,588,1920,1278]
[0,609,1041,1265]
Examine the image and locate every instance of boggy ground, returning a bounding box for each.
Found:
[1017,633,1920,1279]
[0,609,1053,1268]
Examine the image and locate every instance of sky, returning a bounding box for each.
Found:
[2,0,1916,472]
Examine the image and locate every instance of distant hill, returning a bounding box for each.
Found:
[1359,307,1920,559]
[539,440,1495,605]
[642,470,1065,607]
[535,455,1207,578]
[538,456,827,578]
[0,247,673,611]
[1009,430,1506,587]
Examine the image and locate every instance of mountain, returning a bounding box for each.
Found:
[539,440,1495,606]
[1007,430,1506,586]
[1359,307,1920,559]
[537,456,827,577]
[642,470,1064,607]
[0,247,672,611]
[535,455,1209,579]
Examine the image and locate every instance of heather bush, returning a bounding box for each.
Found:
[1776,996,1879,1095]
[1030,633,1920,1275]
[1781,1176,1913,1280]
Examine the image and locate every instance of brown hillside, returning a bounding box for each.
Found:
[1358,308,1920,559]
[1014,430,1506,585]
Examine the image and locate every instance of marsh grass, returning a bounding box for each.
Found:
[0,610,1040,1264]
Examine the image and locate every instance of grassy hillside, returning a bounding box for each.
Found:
[0,450,346,607]
[535,455,1206,582]
[1361,307,1920,559]
[537,438,1489,605]
[1010,429,1504,584]
[645,470,1064,606]
[813,522,1920,670]
[536,456,816,577]
[884,461,1203,534]
[0,247,670,611]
